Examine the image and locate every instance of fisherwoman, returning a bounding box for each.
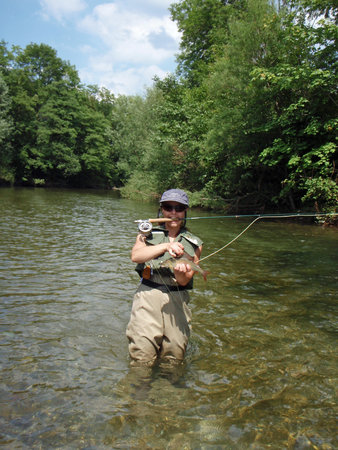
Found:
[126,189,203,366]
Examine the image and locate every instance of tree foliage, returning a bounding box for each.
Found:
[169,0,337,211]
[251,0,337,209]
[203,0,284,208]
[170,0,246,86]
[0,42,115,187]
[0,73,13,182]
[0,0,336,212]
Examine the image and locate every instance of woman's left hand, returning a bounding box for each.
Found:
[174,262,191,274]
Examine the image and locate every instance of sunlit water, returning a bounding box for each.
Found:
[0,188,337,449]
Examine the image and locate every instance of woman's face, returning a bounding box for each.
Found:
[161,202,187,234]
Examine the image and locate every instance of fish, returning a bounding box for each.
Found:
[161,253,209,281]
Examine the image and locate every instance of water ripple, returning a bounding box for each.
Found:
[0,188,337,448]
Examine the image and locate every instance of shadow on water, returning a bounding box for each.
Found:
[0,188,337,448]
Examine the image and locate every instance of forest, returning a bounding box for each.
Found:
[0,0,337,213]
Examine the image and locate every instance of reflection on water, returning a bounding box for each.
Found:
[0,188,337,448]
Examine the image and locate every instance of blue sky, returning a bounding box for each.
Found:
[1,0,181,96]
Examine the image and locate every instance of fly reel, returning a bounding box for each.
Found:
[134,217,175,236]
[137,220,153,236]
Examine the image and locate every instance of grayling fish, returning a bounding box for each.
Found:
[161,253,208,281]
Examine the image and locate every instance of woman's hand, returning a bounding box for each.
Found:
[167,242,184,258]
[173,262,193,286]
[172,245,202,286]
[173,262,192,274]
[131,235,185,263]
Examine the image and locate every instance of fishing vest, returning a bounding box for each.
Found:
[135,227,203,283]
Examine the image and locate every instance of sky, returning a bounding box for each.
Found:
[0,0,181,96]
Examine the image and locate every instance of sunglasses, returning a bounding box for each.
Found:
[161,203,186,212]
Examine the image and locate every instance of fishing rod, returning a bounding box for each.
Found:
[182,212,337,220]
[135,212,338,263]
[134,217,176,235]
[135,212,337,236]
[134,212,337,263]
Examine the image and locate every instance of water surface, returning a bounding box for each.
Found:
[0,188,337,448]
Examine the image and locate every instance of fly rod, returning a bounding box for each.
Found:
[134,212,337,262]
[135,212,337,235]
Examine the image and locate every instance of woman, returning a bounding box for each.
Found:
[126,189,203,366]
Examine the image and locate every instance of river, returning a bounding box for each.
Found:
[0,188,337,449]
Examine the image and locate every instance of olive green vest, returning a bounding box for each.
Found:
[135,226,203,280]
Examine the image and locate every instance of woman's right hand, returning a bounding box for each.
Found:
[167,242,184,258]
[131,235,184,263]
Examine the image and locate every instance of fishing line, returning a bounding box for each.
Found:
[198,212,338,263]
[155,268,185,300]
[135,212,337,226]
[199,216,261,262]
[186,212,338,221]
[134,212,337,263]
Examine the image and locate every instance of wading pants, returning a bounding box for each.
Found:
[126,280,192,365]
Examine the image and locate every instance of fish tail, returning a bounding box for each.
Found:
[202,270,209,281]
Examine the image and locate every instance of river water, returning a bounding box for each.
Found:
[0,188,337,449]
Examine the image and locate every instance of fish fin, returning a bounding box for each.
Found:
[202,271,210,281]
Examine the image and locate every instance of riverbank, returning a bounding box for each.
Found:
[2,183,337,226]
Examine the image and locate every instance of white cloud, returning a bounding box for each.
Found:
[78,3,179,64]
[113,0,173,14]
[40,0,87,22]
[75,2,180,94]
[139,0,173,7]
[80,50,170,96]
[38,0,180,95]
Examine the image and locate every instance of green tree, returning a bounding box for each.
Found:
[121,75,210,199]
[109,94,150,187]
[150,76,209,192]
[170,0,246,86]
[201,0,337,211]
[15,42,79,88]
[33,82,114,187]
[34,80,81,183]
[1,43,81,184]
[117,79,188,197]
[204,0,283,209]
[0,73,13,183]
[1,42,118,187]
[252,0,337,209]
[73,87,114,187]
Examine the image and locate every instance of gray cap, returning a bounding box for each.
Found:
[160,189,189,206]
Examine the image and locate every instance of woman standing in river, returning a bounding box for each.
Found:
[126,189,203,366]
